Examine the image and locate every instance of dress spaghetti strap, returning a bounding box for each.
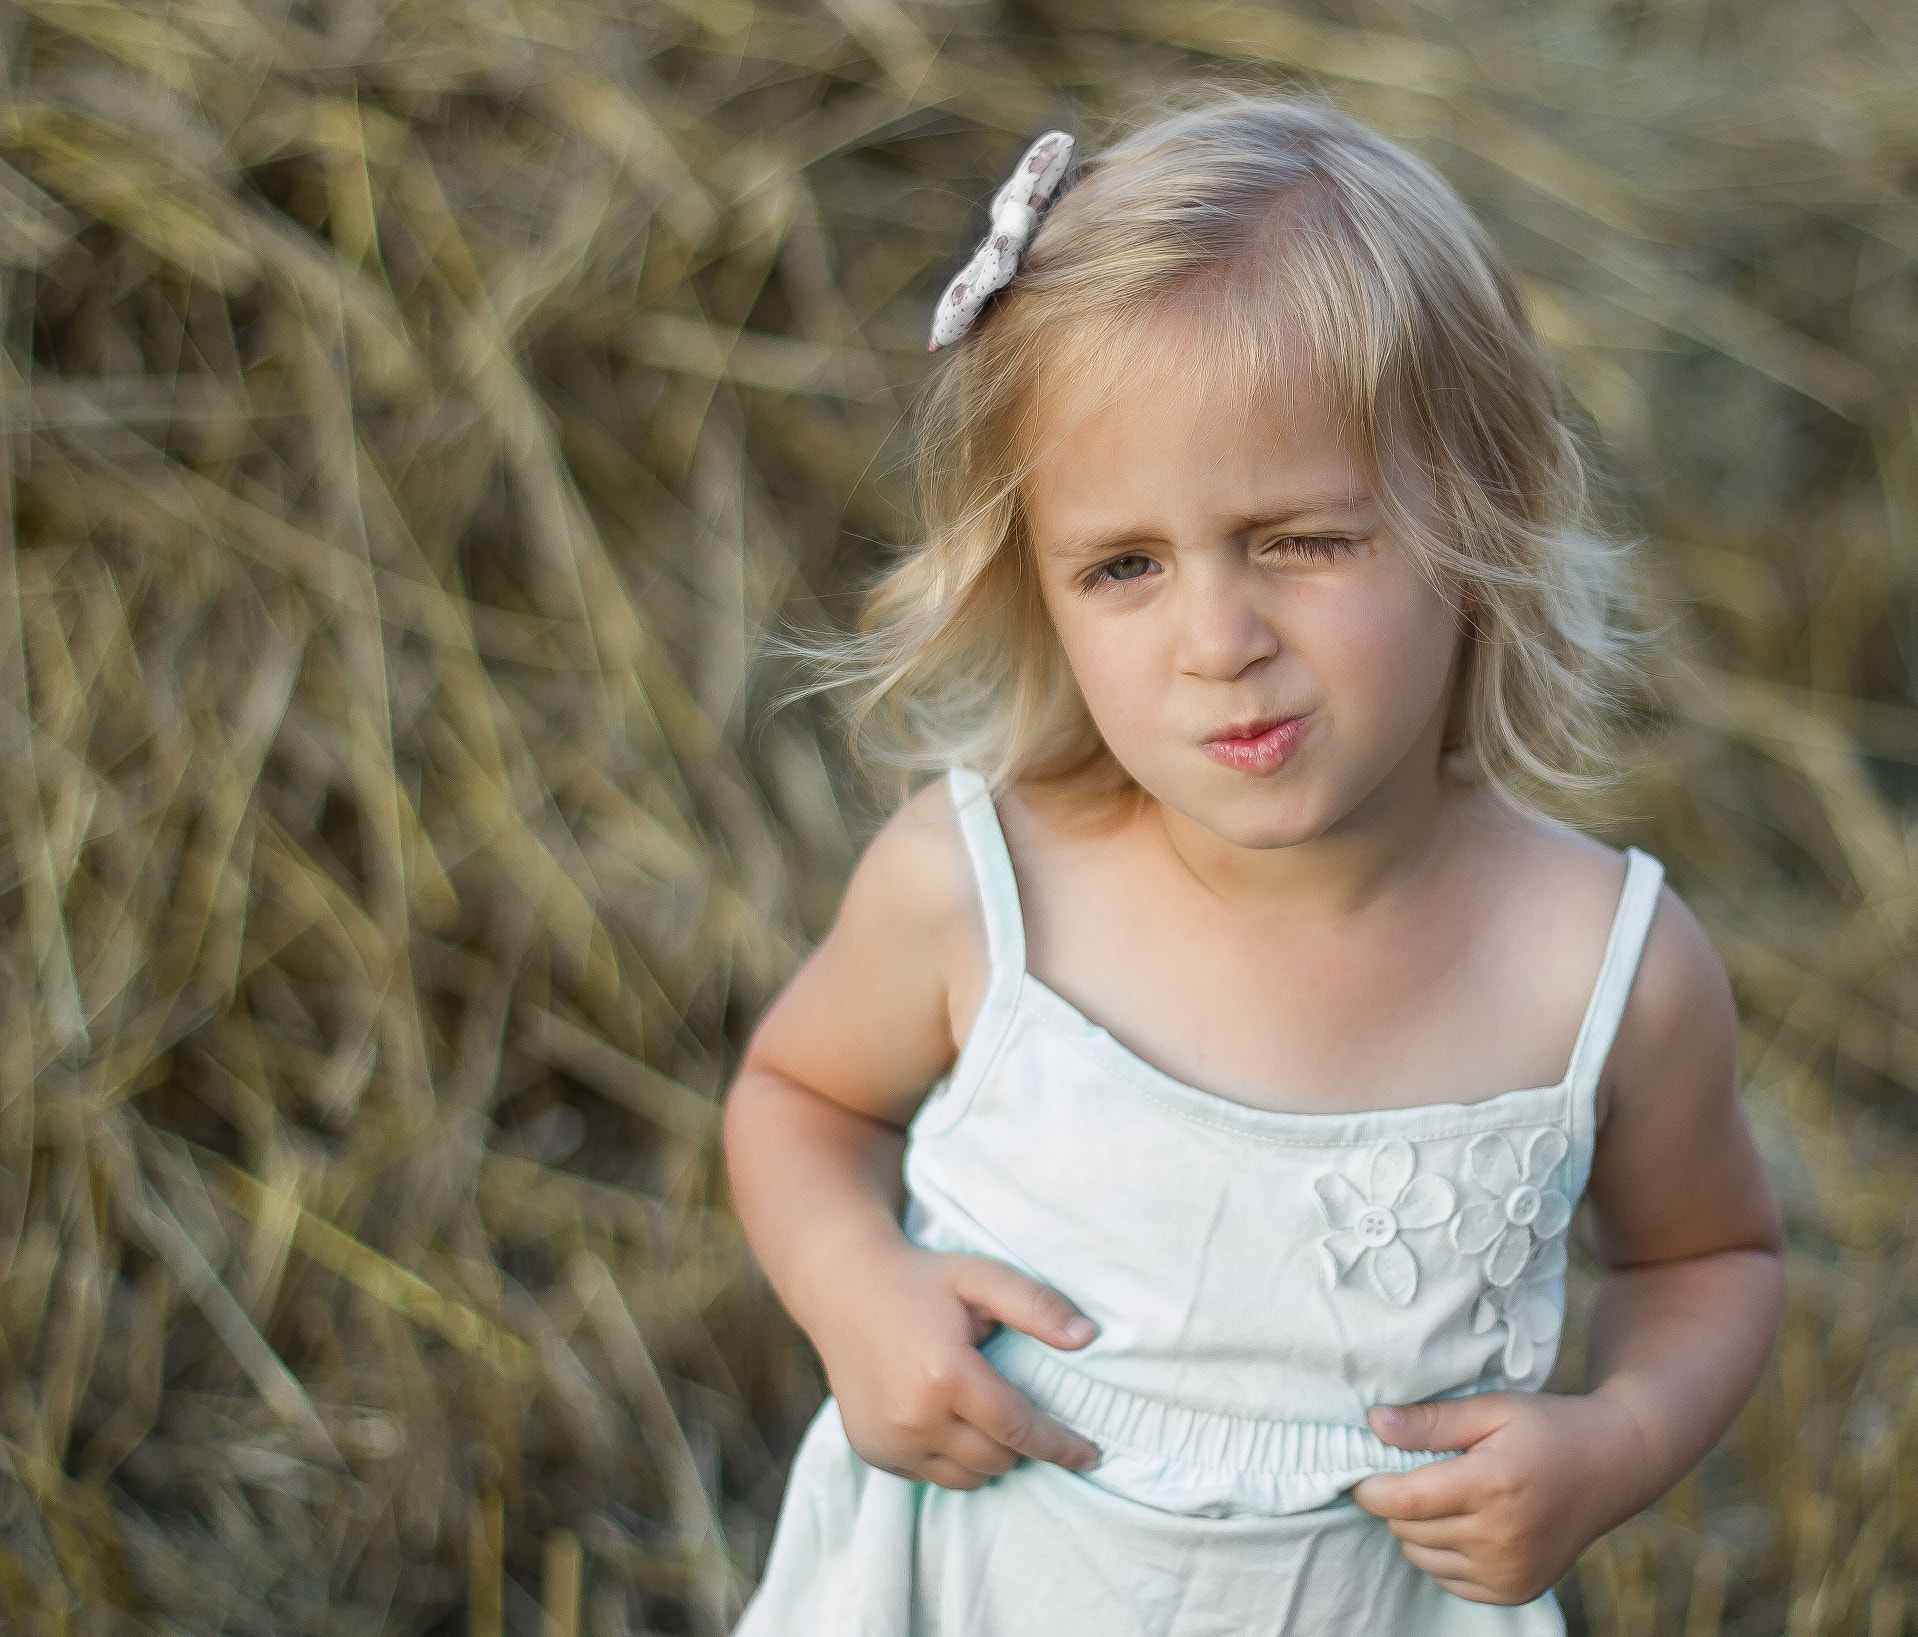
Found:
[1566,848,1665,1161]
[915,769,1029,1134]
[945,767,1027,977]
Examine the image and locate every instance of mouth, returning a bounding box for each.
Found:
[1200,713,1310,774]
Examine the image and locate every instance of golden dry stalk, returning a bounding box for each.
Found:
[0,0,1912,1632]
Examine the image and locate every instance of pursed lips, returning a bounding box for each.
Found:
[1200,713,1311,773]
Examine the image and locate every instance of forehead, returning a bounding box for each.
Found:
[1019,305,1371,540]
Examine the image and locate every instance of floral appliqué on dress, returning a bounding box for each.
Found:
[1314,1139,1457,1307]
[1472,1237,1569,1377]
[1450,1129,1573,1286]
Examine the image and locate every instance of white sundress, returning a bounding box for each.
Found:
[736,767,1665,1637]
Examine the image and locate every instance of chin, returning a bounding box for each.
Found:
[1210,807,1330,851]
[1105,745,1338,849]
[1172,773,1335,851]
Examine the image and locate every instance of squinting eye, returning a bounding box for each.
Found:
[1098,554,1155,583]
[1273,535,1351,561]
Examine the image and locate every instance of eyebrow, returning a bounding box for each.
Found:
[1042,490,1378,561]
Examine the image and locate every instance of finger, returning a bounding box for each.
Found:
[937,1421,1020,1480]
[866,1452,982,1489]
[1369,1394,1516,1454]
[1395,1539,1480,1586]
[952,1354,1100,1470]
[1384,1515,1473,1549]
[950,1257,1098,1350]
[917,1453,990,1492]
[1350,1461,1477,1522]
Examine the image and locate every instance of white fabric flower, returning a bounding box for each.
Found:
[1471,1241,1567,1377]
[1450,1129,1572,1287]
[1314,1139,1457,1308]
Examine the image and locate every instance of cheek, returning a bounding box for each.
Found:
[1057,616,1148,715]
[1314,575,1459,713]
[1045,595,1168,741]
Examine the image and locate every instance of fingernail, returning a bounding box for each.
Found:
[1061,1316,1097,1345]
[1073,1446,1101,1470]
[1371,1406,1403,1433]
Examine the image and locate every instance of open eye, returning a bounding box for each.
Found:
[1090,553,1157,586]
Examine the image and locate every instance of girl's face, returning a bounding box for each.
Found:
[1022,318,1463,852]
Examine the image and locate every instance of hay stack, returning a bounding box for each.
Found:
[0,0,1913,1631]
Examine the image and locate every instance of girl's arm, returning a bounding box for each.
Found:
[1350,882,1786,1604]
[724,784,1101,1489]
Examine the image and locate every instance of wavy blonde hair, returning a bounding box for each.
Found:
[839,92,1640,798]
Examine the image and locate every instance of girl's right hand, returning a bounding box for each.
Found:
[816,1245,1103,1490]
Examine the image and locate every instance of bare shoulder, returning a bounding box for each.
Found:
[1464,796,1631,925]
[1491,806,1733,1125]
[1602,867,1737,1128]
[825,776,992,1046]
[740,777,988,1125]
[1460,798,1630,995]
[1462,800,1772,1260]
[836,777,979,946]
[1460,798,1729,1118]
[820,771,989,1028]
[1571,848,1774,1262]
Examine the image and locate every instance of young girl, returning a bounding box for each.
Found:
[725,96,1784,1635]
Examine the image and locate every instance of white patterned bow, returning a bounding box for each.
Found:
[927,131,1075,352]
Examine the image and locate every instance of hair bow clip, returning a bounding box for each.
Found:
[927,131,1075,352]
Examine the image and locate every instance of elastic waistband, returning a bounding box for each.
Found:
[983,1329,1449,1519]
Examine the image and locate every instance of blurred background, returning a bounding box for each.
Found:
[0,0,1914,1631]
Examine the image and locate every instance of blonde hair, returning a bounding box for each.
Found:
[839,92,1640,799]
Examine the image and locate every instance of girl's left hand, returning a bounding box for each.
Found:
[1348,1391,1652,1604]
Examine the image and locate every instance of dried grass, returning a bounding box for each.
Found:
[0,0,1914,1632]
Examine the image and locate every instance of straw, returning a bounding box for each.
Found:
[0,0,1913,1630]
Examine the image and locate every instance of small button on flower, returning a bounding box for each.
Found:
[1315,1139,1457,1307]
[1452,1128,1573,1287]
[1357,1208,1396,1247]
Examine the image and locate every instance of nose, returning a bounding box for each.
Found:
[1174,561,1279,682]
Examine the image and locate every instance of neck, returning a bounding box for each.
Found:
[1153,751,1463,920]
